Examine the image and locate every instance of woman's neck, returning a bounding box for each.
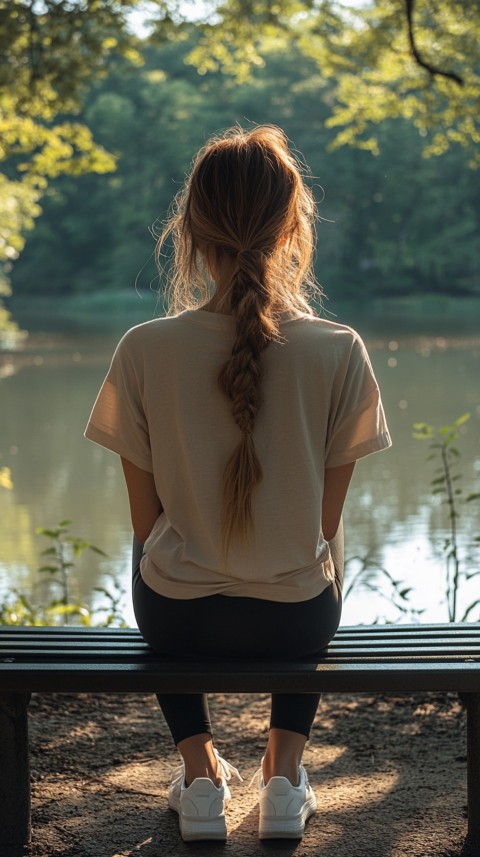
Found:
[201,286,233,314]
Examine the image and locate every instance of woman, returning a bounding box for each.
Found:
[85,125,391,842]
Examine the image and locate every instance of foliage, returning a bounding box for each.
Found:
[0,520,127,626]
[413,413,480,622]
[2,1,480,332]
[9,33,480,303]
[344,554,426,624]
[344,413,480,624]
[187,0,480,166]
[0,0,129,253]
[0,0,145,327]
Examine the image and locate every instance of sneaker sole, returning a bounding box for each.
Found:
[259,793,317,840]
[169,795,228,842]
[179,815,227,841]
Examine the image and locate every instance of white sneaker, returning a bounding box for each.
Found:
[168,752,242,841]
[254,764,317,839]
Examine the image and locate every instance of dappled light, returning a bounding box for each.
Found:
[24,690,467,856]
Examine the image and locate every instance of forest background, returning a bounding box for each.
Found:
[1,0,479,330]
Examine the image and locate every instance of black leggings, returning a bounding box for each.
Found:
[132,523,344,745]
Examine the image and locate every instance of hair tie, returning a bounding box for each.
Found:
[237,248,265,267]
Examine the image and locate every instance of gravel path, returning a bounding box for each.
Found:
[25,690,477,857]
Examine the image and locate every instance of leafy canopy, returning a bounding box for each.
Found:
[185,0,480,166]
[11,31,480,302]
[0,0,146,268]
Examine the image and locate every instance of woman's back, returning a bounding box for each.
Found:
[87,309,389,600]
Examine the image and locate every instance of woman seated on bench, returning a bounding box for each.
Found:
[85,125,391,842]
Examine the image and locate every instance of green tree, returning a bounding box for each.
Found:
[3,1,480,324]
[10,33,480,301]
[0,0,146,330]
[186,0,480,165]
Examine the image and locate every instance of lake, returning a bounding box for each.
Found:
[1,296,479,627]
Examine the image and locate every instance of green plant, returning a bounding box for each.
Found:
[36,519,105,616]
[344,413,479,625]
[344,554,426,624]
[413,413,480,622]
[0,520,127,627]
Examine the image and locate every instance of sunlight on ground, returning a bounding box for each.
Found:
[104,760,165,796]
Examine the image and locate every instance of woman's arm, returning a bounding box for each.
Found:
[121,457,163,545]
[322,462,356,542]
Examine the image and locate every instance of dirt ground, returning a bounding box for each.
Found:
[23,690,479,857]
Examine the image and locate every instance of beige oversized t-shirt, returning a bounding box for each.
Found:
[85,310,391,601]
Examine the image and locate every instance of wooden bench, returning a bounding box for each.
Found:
[1,622,479,855]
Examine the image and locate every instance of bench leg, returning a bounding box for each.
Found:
[0,692,31,854]
[459,691,480,845]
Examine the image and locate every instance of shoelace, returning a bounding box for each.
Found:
[249,767,264,788]
[215,752,243,783]
[170,750,243,789]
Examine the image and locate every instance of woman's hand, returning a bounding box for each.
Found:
[121,457,163,545]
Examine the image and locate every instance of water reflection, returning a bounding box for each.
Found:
[1,324,479,626]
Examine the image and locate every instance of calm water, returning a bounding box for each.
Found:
[1,302,479,626]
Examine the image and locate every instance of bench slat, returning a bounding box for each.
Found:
[1,629,479,640]
[1,627,480,644]
[0,659,479,694]
[2,623,479,638]
[0,640,480,663]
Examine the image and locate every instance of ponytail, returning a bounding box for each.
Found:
[155,125,320,558]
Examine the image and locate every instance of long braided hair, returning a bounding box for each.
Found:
[156,125,319,556]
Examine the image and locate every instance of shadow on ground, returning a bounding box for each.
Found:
[26,690,474,857]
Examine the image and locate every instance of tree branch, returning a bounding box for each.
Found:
[406,0,463,86]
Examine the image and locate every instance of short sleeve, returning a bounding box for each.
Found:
[325,334,391,468]
[84,334,153,473]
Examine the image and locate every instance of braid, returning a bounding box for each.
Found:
[219,250,279,556]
